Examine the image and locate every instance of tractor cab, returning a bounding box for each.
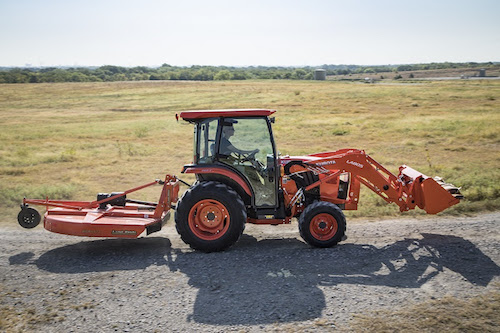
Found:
[179,109,285,220]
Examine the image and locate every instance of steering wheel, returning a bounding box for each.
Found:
[243,150,269,177]
[241,149,258,162]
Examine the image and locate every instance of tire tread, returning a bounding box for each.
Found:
[175,181,246,252]
[299,201,346,248]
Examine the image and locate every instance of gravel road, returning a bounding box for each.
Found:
[1,212,499,332]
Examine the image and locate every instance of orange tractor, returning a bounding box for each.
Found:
[18,109,462,252]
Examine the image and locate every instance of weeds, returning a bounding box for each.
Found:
[331,128,350,136]
[115,141,149,157]
[0,184,77,208]
[134,126,148,138]
[0,302,64,332]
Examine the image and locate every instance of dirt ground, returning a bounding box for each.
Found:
[1,212,499,332]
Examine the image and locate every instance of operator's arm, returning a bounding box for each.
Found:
[222,137,258,156]
[230,144,259,155]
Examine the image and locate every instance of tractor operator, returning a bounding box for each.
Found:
[219,121,259,158]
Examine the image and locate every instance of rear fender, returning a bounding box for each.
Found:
[183,166,253,204]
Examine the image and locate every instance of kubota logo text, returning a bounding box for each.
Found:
[317,160,336,166]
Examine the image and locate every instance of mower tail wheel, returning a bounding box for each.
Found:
[299,201,346,248]
[175,181,246,252]
[18,207,41,229]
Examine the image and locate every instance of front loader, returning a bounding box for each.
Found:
[18,109,462,252]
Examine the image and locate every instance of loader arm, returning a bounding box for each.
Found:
[292,149,461,214]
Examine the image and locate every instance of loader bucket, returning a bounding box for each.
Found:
[399,165,462,214]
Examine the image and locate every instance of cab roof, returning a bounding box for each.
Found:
[179,109,276,121]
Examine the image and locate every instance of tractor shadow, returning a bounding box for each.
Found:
[170,233,500,324]
[10,233,500,325]
[32,237,172,273]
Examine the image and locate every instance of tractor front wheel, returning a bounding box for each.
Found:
[299,201,346,248]
[175,181,246,252]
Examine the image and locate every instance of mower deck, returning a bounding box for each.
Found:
[44,205,170,238]
[19,175,179,238]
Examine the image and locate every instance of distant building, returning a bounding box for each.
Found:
[479,69,486,77]
[314,69,326,80]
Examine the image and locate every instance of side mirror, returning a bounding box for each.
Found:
[270,117,275,123]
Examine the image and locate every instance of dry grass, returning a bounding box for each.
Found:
[0,299,64,333]
[264,290,500,332]
[0,80,498,221]
[349,291,500,332]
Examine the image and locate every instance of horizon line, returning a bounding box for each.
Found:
[1,60,499,69]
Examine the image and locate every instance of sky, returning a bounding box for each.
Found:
[1,0,499,67]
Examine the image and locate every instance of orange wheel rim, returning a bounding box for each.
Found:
[188,199,230,240]
[309,213,338,240]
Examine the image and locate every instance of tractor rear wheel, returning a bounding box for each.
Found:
[299,201,346,248]
[175,181,246,252]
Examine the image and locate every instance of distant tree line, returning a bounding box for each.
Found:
[392,62,495,72]
[0,62,496,83]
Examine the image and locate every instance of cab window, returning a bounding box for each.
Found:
[196,118,218,164]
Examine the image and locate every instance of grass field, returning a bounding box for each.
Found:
[0,79,499,222]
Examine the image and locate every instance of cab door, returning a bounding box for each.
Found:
[217,117,277,207]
